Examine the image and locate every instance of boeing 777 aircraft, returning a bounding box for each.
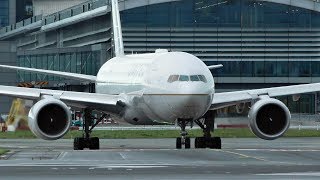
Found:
[0,0,319,150]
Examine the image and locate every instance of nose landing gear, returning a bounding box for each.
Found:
[195,111,221,149]
[176,119,192,149]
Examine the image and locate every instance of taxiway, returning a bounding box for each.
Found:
[0,138,320,179]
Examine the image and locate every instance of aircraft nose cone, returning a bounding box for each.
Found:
[164,94,212,120]
[165,84,213,119]
[180,83,213,95]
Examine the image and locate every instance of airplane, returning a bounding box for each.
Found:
[0,0,319,150]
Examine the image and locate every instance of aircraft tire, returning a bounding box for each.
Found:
[207,137,221,149]
[185,137,191,149]
[74,137,84,150]
[176,137,182,149]
[213,137,221,149]
[89,137,100,150]
[195,137,206,149]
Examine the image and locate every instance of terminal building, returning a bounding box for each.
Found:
[0,0,320,119]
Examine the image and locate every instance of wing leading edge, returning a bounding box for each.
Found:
[0,64,98,82]
[0,85,125,114]
[211,83,320,110]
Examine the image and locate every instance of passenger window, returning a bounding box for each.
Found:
[168,75,179,83]
[179,75,189,81]
[190,75,200,81]
[198,75,207,83]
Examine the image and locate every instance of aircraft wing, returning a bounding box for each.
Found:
[211,83,320,110]
[0,85,125,114]
[0,65,98,82]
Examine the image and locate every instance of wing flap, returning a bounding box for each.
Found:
[0,85,41,99]
[0,65,98,82]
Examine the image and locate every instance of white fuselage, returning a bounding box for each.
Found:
[96,51,215,124]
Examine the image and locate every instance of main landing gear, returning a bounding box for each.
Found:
[194,111,221,149]
[176,119,192,149]
[73,108,108,150]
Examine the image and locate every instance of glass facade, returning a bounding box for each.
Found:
[0,0,9,27]
[122,0,320,28]
[16,0,33,22]
[17,51,99,82]
[205,61,320,77]
[121,0,320,78]
[121,0,320,114]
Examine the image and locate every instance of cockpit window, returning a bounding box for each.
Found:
[198,75,207,83]
[168,75,179,83]
[168,74,207,83]
[190,75,200,81]
[179,75,189,81]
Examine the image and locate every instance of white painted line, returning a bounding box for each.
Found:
[216,149,267,162]
[0,163,174,167]
[257,172,320,176]
[95,165,168,169]
[57,152,68,160]
[119,153,127,160]
[236,149,320,152]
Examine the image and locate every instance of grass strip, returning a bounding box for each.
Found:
[0,149,9,155]
[0,129,319,139]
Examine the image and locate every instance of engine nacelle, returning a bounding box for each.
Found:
[248,97,291,140]
[28,98,71,140]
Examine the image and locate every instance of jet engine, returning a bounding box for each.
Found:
[28,98,71,140]
[248,97,291,140]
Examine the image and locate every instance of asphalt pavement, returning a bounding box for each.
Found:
[0,138,320,179]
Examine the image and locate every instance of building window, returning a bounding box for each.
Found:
[0,0,9,27]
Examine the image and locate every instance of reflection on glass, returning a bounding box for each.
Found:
[121,0,320,28]
[253,61,264,77]
[204,60,320,78]
[265,61,276,77]
[241,61,253,77]
[312,61,320,77]
[168,75,179,83]
[198,75,207,83]
[189,75,198,81]
[276,61,288,77]
[179,75,189,81]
